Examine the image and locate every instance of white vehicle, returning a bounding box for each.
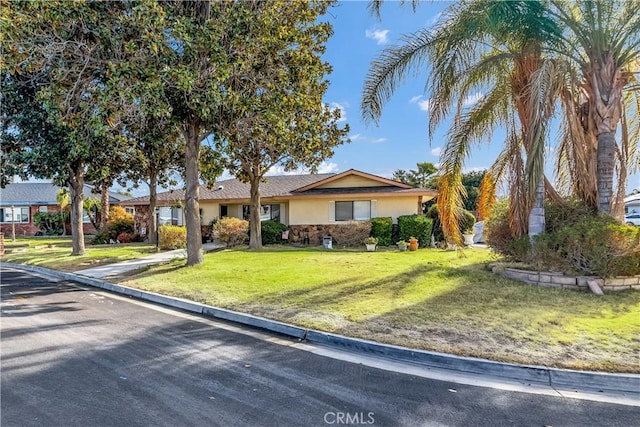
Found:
[624,213,640,226]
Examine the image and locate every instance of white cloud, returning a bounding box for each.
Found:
[462,92,484,107]
[371,137,387,144]
[329,102,347,122]
[430,146,442,157]
[365,29,389,45]
[348,133,365,142]
[317,161,340,174]
[409,95,423,104]
[418,99,432,113]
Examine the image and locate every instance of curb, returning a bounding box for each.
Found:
[4,262,639,395]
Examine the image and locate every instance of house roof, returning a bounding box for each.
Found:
[124,169,436,206]
[0,183,130,206]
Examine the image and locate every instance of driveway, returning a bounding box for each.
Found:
[1,267,637,427]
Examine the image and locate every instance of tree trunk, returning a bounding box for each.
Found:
[184,122,203,265]
[528,178,545,238]
[100,179,110,229]
[596,131,616,214]
[249,177,262,249]
[68,167,86,256]
[148,172,158,245]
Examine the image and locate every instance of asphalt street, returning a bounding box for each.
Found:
[1,267,638,427]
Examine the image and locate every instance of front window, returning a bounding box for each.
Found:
[335,201,371,221]
[0,207,30,223]
[243,204,280,222]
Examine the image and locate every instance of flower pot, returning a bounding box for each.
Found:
[365,244,377,252]
[408,239,419,251]
[398,245,408,252]
[463,233,474,246]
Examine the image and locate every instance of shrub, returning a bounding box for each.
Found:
[116,232,133,243]
[327,221,371,247]
[397,214,433,247]
[533,216,640,277]
[460,210,476,234]
[214,217,249,247]
[33,211,67,235]
[485,200,515,257]
[158,225,186,250]
[370,217,392,246]
[426,204,444,243]
[91,207,135,244]
[544,198,595,232]
[261,220,288,245]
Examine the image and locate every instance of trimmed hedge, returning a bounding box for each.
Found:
[370,217,392,246]
[214,217,249,247]
[397,214,433,247]
[261,220,288,245]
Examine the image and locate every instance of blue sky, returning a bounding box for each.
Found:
[314,0,501,178]
[308,1,640,192]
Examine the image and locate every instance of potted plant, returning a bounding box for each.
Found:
[396,240,408,251]
[460,210,476,246]
[408,237,419,251]
[364,236,378,252]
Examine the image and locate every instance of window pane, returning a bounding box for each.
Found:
[335,201,353,221]
[260,205,271,222]
[20,208,29,223]
[353,201,371,220]
[270,204,280,222]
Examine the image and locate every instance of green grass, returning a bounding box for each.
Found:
[123,246,640,373]
[2,237,157,272]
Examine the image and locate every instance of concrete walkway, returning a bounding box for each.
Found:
[73,242,225,279]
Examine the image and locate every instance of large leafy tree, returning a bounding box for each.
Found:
[214,0,348,250]
[362,0,560,244]
[1,1,145,255]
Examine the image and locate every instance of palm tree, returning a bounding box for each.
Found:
[362,0,560,243]
[546,0,640,216]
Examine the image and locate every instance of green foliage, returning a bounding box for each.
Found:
[532,217,640,277]
[92,212,134,245]
[33,211,67,236]
[261,220,288,245]
[544,198,596,232]
[488,198,640,277]
[397,215,433,247]
[370,217,392,246]
[460,210,477,234]
[364,236,379,245]
[461,170,486,211]
[392,162,438,188]
[485,199,518,258]
[214,217,249,247]
[426,204,444,243]
[158,225,187,250]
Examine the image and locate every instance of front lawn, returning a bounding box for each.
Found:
[2,237,156,272]
[124,246,640,372]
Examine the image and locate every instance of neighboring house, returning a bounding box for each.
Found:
[123,169,437,244]
[0,182,130,236]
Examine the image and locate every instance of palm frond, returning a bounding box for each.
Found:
[361,29,433,124]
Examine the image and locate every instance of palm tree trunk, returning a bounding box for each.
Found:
[528,179,545,238]
[596,131,616,214]
[184,122,203,265]
[249,177,262,250]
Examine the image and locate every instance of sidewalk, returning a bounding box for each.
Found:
[73,242,224,279]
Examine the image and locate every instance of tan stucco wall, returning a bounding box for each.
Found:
[288,196,421,225]
[316,175,388,189]
[376,197,421,222]
[200,202,219,225]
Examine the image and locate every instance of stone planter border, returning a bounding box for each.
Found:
[491,265,640,294]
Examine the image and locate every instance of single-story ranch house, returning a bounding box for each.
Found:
[0,182,130,236]
[123,169,437,244]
